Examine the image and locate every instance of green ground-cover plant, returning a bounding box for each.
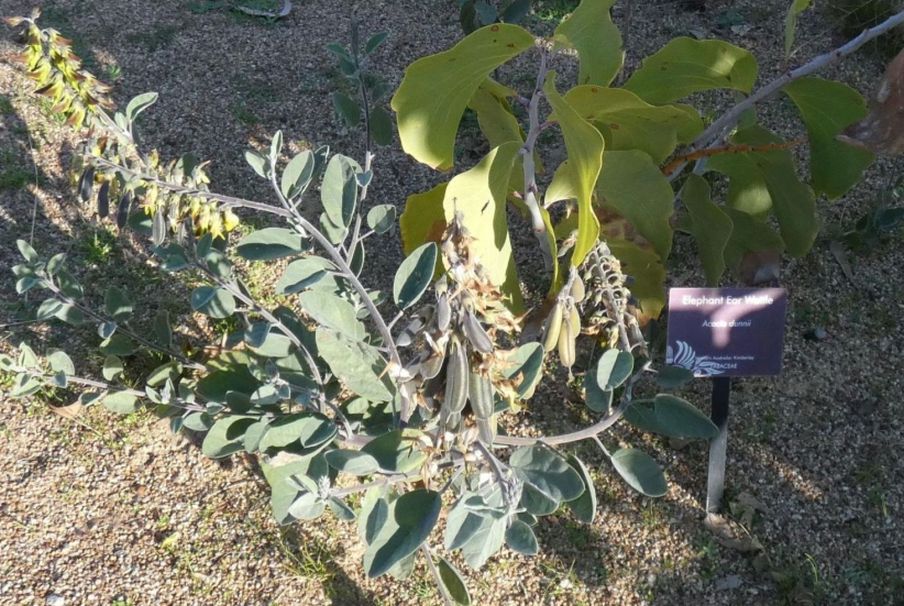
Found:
[4,2,904,602]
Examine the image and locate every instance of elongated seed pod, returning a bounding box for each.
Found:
[97,180,110,218]
[542,302,564,352]
[436,293,451,332]
[78,167,95,202]
[443,338,469,415]
[468,371,495,421]
[462,310,493,353]
[476,415,496,445]
[558,306,579,369]
[116,191,132,228]
[570,275,586,303]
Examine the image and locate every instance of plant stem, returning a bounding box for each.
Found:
[421,544,455,606]
[493,361,651,446]
[520,48,552,266]
[670,7,904,180]
[44,280,205,371]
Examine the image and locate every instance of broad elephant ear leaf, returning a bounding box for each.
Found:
[553,0,624,86]
[623,37,757,104]
[391,23,535,170]
[543,72,604,267]
[442,141,524,310]
[783,77,873,199]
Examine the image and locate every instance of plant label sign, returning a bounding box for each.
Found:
[665,287,788,377]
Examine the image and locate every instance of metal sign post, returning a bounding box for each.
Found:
[706,376,732,513]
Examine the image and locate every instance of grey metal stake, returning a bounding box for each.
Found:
[706,377,732,513]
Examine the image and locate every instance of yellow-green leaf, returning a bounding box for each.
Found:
[623,37,758,104]
[553,0,624,86]
[784,0,812,57]
[680,175,732,285]
[596,150,674,259]
[391,24,535,170]
[442,141,524,309]
[707,125,817,257]
[607,240,666,319]
[543,73,604,267]
[563,85,702,164]
[400,182,448,255]
[467,81,523,147]
[783,77,874,199]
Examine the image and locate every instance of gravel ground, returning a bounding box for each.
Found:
[1,1,903,605]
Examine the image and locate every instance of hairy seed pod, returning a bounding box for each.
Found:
[557,306,578,369]
[96,180,110,218]
[77,167,95,202]
[436,293,451,332]
[462,310,493,353]
[542,302,564,352]
[570,275,586,303]
[468,371,495,421]
[443,338,469,415]
[116,191,132,228]
[421,352,445,380]
[476,415,496,445]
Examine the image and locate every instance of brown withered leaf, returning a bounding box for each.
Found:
[737,249,781,286]
[704,512,764,553]
[50,402,84,420]
[839,47,904,154]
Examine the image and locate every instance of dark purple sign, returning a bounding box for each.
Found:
[665,288,788,377]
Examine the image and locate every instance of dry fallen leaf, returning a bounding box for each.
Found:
[704,512,764,552]
[839,47,904,154]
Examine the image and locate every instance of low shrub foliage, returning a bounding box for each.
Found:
[3,1,902,601]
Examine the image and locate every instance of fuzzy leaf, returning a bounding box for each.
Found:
[298,291,365,340]
[258,413,337,451]
[364,489,441,578]
[596,349,634,390]
[624,394,718,439]
[325,449,380,476]
[202,415,258,458]
[400,182,448,255]
[125,92,158,122]
[566,454,597,523]
[366,204,397,234]
[437,556,472,605]
[784,0,812,57]
[190,286,235,319]
[280,150,315,199]
[393,242,438,310]
[391,23,534,170]
[360,429,427,473]
[236,228,305,261]
[102,391,140,415]
[510,444,584,504]
[315,328,391,402]
[610,448,667,497]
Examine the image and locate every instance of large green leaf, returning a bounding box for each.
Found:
[607,240,667,319]
[563,86,702,164]
[623,394,718,439]
[680,175,732,285]
[275,257,336,294]
[544,73,604,267]
[102,391,140,415]
[596,150,674,259]
[257,413,337,451]
[298,290,366,340]
[400,182,448,255]
[566,454,598,524]
[609,448,667,497]
[467,81,523,147]
[721,207,785,269]
[624,37,757,104]
[393,242,438,310]
[783,77,874,199]
[360,429,427,473]
[707,125,817,257]
[321,154,360,229]
[553,0,623,86]
[510,444,584,503]
[596,349,634,390]
[315,328,392,402]
[437,556,472,605]
[784,0,812,57]
[202,415,257,458]
[364,490,442,578]
[442,141,523,309]
[391,23,535,170]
